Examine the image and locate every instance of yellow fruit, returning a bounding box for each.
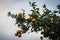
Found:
[18,13,22,17]
[29,16,33,21]
[16,30,21,34]
[32,18,36,23]
[17,34,21,37]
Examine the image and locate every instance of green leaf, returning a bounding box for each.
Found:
[21,9,25,12]
[31,2,36,7]
[43,4,46,8]
[33,7,35,9]
[8,12,11,16]
[36,8,39,11]
[29,1,31,4]
[18,24,20,27]
[32,2,36,5]
[30,10,34,12]
[53,10,58,13]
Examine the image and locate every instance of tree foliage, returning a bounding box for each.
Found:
[8,1,60,40]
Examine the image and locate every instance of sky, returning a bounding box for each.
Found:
[0,0,60,40]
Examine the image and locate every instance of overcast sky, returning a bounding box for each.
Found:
[0,0,60,40]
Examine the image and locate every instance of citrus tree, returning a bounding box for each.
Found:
[8,1,60,40]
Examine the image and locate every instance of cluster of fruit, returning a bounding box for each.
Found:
[14,12,40,37]
[28,12,40,23]
[17,12,39,24]
[8,2,60,40]
[15,28,28,37]
[15,30,22,37]
[29,16,36,23]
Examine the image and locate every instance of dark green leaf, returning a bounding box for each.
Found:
[31,2,36,6]
[36,8,39,11]
[43,4,46,8]
[18,24,20,27]
[8,12,11,16]
[30,10,34,12]
[29,1,31,4]
[54,10,58,13]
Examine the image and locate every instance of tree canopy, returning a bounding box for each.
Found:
[8,1,60,40]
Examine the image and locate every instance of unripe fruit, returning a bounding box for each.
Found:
[32,18,36,23]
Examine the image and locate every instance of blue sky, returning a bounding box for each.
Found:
[0,0,60,40]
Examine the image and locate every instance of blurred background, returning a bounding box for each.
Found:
[0,0,60,40]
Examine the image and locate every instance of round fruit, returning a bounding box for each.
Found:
[29,16,33,21]
[18,13,22,17]
[16,30,21,34]
[17,34,21,37]
[23,27,28,33]
[23,29,27,33]
[32,18,36,23]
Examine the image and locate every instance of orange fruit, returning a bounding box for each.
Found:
[29,16,33,21]
[32,18,36,23]
[16,30,21,34]
[23,29,27,33]
[18,13,22,17]
[17,34,22,37]
[23,27,28,33]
